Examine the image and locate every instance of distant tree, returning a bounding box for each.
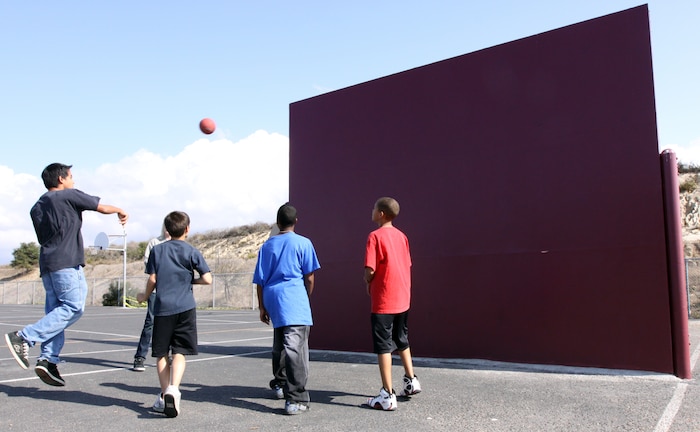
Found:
[11,242,39,272]
[128,241,148,262]
[678,162,700,174]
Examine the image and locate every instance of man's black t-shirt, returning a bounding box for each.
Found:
[30,188,100,275]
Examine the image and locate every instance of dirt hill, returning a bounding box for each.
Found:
[680,173,700,257]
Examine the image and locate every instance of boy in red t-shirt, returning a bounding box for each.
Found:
[364,197,422,411]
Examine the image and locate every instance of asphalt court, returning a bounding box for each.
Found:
[1,305,700,432]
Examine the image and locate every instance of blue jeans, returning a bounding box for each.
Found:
[19,266,87,364]
[134,292,155,359]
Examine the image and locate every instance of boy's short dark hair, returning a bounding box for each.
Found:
[276,203,297,229]
[41,163,72,189]
[164,211,190,238]
[375,197,400,220]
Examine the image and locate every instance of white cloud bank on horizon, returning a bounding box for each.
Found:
[0,130,288,265]
[662,137,700,166]
[3,133,700,266]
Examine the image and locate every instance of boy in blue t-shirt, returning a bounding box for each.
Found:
[136,211,211,418]
[253,203,320,415]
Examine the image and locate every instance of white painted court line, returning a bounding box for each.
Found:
[0,322,141,340]
[653,343,700,432]
[0,321,37,327]
[68,348,136,357]
[0,348,136,364]
[0,348,271,384]
[199,336,272,345]
[197,318,261,324]
[2,323,269,341]
[66,329,141,338]
[1,335,271,362]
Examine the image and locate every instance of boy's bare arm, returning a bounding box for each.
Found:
[364,267,375,283]
[193,272,212,285]
[256,284,270,325]
[303,272,315,296]
[96,204,129,225]
[137,274,157,303]
[364,266,374,295]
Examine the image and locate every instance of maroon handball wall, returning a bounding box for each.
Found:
[289,6,685,374]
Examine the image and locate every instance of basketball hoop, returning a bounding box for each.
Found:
[92,228,128,307]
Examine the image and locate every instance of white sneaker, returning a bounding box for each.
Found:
[284,400,310,415]
[163,385,181,418]
[366,387,397,411]
[152,393,165,413]
[398,374,422,396]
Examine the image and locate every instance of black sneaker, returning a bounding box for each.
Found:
[35,359,65,386]
[132,357,146,372]
[5,332,29,369]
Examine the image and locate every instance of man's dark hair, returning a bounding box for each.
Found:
[41,163,72,189]
[276,203,297,229]
[164,211,190,238]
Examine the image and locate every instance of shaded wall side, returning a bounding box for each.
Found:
[291,6,674,373]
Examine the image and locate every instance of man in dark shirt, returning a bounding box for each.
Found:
[4,163,128,386]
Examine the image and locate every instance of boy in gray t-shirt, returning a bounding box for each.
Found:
[137,211,211,418]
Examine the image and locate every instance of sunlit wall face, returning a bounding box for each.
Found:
[290,6,673,373]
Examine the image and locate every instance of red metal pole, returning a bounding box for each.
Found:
[660,149,691,379]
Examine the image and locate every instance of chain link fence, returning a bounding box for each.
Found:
[9,261,700,316]
[0,272,257,310]
[686,258,700,319]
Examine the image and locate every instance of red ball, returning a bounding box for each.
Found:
[199,118,216,135]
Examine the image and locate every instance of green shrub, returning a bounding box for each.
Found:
[128,241,148,262]
[680,178,698,193]
[102,280,141,307]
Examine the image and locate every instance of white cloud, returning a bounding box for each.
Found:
[0,166,45,265]
[660,137,700,165]
[0,130,289,265]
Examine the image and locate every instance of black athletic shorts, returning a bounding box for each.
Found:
[152,308,198,358]
[371,311,410,354]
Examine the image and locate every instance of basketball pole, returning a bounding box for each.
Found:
[95,228,128,308]
[121,226,127,308]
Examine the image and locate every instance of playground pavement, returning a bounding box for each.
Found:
[1,305,700,432]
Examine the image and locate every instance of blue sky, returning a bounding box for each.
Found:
[1,1,698,264]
